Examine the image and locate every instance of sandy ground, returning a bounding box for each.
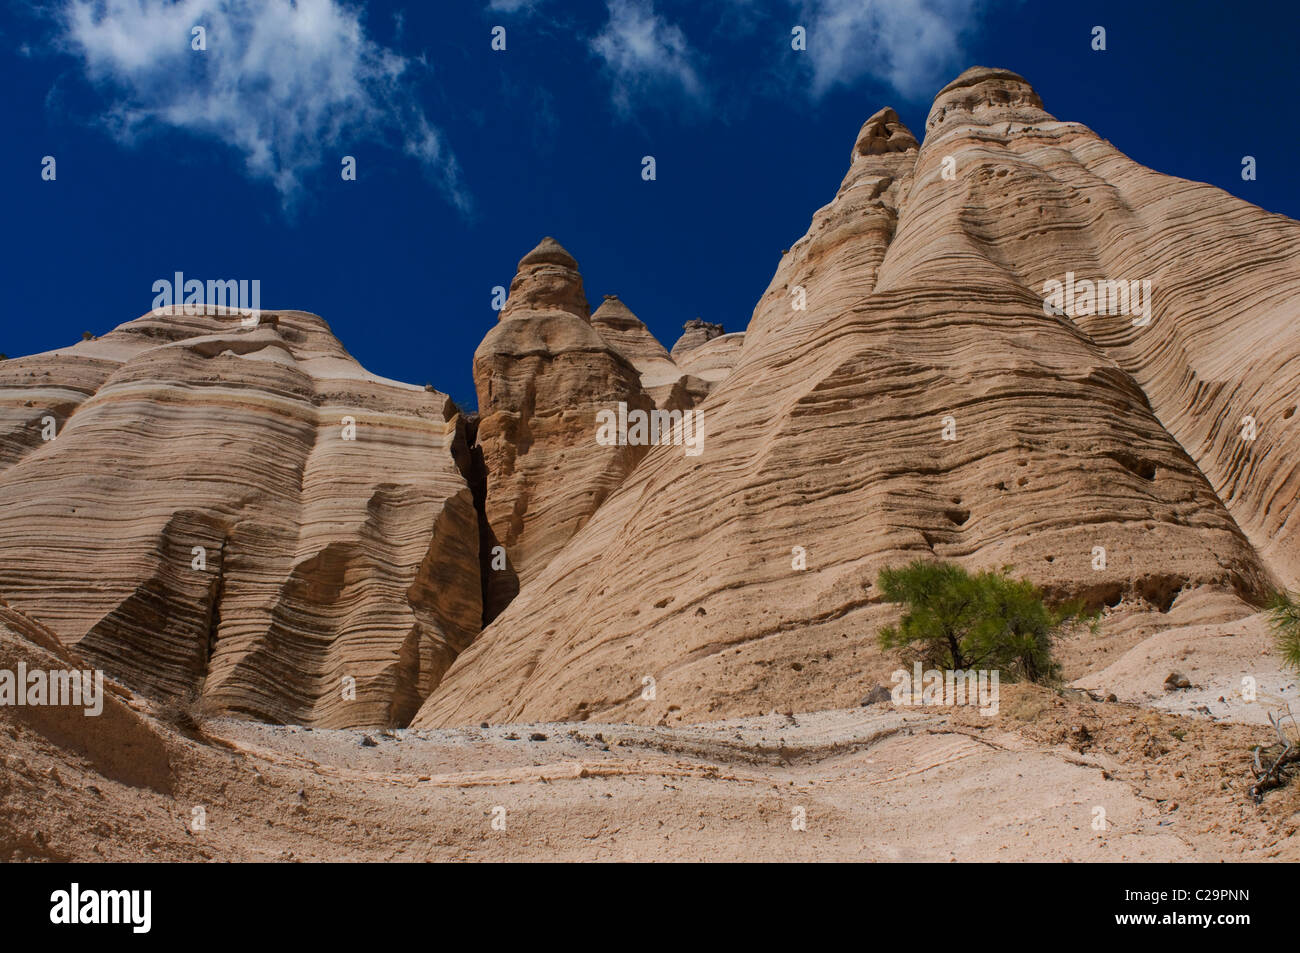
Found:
[3,681,1297,862]
[1076,611,1299,725]
[4,592,1298,862]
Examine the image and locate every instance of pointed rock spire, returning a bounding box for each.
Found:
[590,293,640,327]
[473,244,656,617]
[501,236,590,321]
[591,294,681,394]
[852,107,919,161]
[518,235,579,269]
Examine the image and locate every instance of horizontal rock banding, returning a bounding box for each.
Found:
[0,309,480,728]
[413,69,1287,729]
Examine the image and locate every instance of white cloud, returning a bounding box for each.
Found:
[487,0,544,12]
[590,0,703,114]
[795,0,982,100]
[55,0,467,209]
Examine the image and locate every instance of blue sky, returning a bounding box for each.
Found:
[2,0,1296,410]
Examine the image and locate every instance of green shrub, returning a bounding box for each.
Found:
[876,559,1093,683]
[1268,590,1300,672]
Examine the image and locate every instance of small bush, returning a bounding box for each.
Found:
[876,559,1093,683]
[1268,590,1300,672]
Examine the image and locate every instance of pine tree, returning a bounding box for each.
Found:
[876,559,1092,683]
[1268,590,1300,672]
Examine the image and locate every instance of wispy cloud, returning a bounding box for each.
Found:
[793,0,983,100]
[53,0,468,210]
[590,0,704,114]
[487,0,545,12]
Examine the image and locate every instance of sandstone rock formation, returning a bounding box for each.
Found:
[473,239,655,616]
[916,68,1300,590]
[413,74,1295,729]
[0,68,1295,743]
[671,329,744,390]
[0,597,174,798]
[670,319,725,359]
[590,295,681,399]
[0,309,481,728]
[590,297,729,410]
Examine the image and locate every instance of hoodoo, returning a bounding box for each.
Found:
[471,239,656,618]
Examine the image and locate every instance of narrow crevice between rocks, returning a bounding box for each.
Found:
[197,538,226,692]
[388,626,423,729]
[454,410,519,629]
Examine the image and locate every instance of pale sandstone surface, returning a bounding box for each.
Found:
[0,599,174,797]
[416,88,1284,730]
[1078,610,1299,724]
[590,295,681,394]
[590,297,741,409]
[473,239,654,617]
[914,67,1300,589]
[672,330,745,387]
[1,67,1298,862]
[670,318,726,359]
[0,309,480,728]
[3,643,1295,861]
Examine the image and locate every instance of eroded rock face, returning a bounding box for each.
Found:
[588,295,740,411]
[0,598,174,796]
[474,240,655,617]
[670,319,725,359]
[413,68,1290,730]
[672,332,744,390]
[916,66,1300,588]
[0,309,481,728]
[590,295,683,406]
[3,68,1296,739]
[666,320,744,403]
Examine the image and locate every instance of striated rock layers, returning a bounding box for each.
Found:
[915,68,1300,588]
[590,295,681,397]
[414,77,1298,729]
[591,296,698,409]
[671,327,745,391]
[671,319,726,359]
[474,241,744,617]
[2,68,1296,735]
[473,239,655,616]
[0,309,481,728]
[0,596,174,798]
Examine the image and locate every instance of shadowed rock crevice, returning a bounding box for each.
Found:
[198,537,226,687]
[75,510,229,702]
[457,412,518,626]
